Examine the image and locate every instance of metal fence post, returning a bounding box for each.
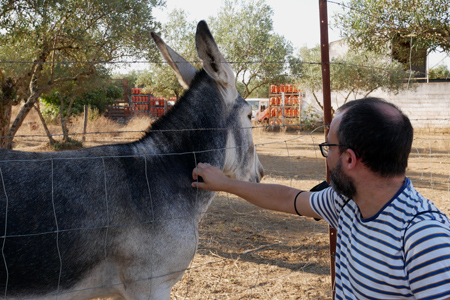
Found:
[319,0,336,298]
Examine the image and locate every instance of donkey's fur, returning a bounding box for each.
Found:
[0,21,263,300]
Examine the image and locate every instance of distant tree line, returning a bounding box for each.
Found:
[1,0,449,149]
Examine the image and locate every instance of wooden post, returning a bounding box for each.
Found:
[319,0,336,298]
[82,105,88,143]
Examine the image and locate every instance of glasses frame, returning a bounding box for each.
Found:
[318,142,346,158]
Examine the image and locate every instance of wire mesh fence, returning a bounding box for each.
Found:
[1,122,449,299]
[1,1,450,299]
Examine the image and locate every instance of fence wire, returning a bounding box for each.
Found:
[0,1,449,299]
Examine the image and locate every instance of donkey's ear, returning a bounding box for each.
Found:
[151,32,198,90]
[195,21,237,98]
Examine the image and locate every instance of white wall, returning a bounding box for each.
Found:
[372,82,450,132]
[303,81,450,132]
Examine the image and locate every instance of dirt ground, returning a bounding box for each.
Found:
[170,129,450,300]
[9,112,450,299]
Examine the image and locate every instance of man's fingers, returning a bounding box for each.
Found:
[192,162,223,191]
[192,167,199,180]
[193,163,211,178]
[191,181,205,189]
[192,164,207,180]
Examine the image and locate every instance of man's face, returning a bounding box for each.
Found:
[327,112,356,199]
[330,156,356,199]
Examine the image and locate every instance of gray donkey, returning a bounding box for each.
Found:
[0,21,264,300]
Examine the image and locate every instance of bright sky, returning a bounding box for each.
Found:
[152,0,449,69]
[154,0,342,50]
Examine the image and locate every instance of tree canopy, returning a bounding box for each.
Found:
[136,0,293,99]
[334,0,450,61]
[0,0,164,148]
[208,0,293,98]
[296,45,409,112]
[136,9,198,99]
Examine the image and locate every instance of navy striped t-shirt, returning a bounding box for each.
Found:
[310,178,450,299]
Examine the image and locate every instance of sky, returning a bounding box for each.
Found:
[150,0,449,70]
[154,0,341,50]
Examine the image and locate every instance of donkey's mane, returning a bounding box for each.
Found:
[143,69,224,136]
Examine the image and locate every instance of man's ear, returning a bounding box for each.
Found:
[343,149,358,170]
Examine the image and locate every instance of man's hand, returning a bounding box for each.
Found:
[192,163,230,191]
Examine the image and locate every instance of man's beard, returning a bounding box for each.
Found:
[330,157,356,199]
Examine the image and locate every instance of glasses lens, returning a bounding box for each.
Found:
[320,144,329,157]
[323,145,329,157]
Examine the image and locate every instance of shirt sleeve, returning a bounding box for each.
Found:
[309,187,345,229]
[404,220,450,299]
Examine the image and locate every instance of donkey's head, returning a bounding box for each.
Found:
[151,21,263,183]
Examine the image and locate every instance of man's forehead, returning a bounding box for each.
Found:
[328,112,344,141]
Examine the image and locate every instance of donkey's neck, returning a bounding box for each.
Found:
[134,71,228,163]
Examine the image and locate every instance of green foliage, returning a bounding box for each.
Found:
[135,1,294,99]
[51,137,83,151]
[295,46,322,97]
[0,0,164,148]
[331,47,408,97]
[0,0,164,86]
[334,0,450,61]
[429,64,450,79]
[295,44,409,111]
[245,82,270,98]
[302,104,321,131]
[208,0,293,98]
[112,71,140,95]
[136,9,198,99]
[41,85,122,122]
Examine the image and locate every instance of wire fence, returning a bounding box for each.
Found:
[1,1,450,299]
[2,125,449,299]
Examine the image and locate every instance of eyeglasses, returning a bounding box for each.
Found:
[318,142,346,158]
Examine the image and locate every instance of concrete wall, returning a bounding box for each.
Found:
[303,81,450,133]
[372,82,450,132]
[319,39,450,132]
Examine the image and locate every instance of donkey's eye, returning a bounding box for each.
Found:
[247,113,252,120]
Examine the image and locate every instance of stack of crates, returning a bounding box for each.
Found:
[268,84,305,129]
[130,88,167,117]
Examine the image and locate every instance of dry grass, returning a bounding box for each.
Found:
[10,104,151,150]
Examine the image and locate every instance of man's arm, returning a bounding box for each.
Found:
[192,163,321,219]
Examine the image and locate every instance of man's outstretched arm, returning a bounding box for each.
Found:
[192,163,320,219]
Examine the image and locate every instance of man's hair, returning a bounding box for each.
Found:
[337,97,413,177]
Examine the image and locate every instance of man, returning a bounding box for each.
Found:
[192,98,450,299]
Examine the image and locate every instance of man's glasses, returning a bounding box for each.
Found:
[318,143,346,158]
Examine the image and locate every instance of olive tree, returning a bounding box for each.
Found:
[208,0,293,99]
[295,45,409,113]
[0,0,164,148]
[136,9,198,99]
[334,0,450,62]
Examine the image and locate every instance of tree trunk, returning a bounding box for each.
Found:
[82,105,88,143]
[5,92,41,149]
[33,103,56,145]
[0,100,12,149]
[59,96,68,143]
[1,77,16,149]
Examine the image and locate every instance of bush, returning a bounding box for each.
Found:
[41,85,122,122]
[50,137,83,151]
[429,64,450,80]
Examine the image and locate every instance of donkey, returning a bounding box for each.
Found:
[0,21,263,300]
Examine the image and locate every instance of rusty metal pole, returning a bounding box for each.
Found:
[319,0,336,297]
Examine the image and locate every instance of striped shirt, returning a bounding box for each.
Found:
[310,178,450,299]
